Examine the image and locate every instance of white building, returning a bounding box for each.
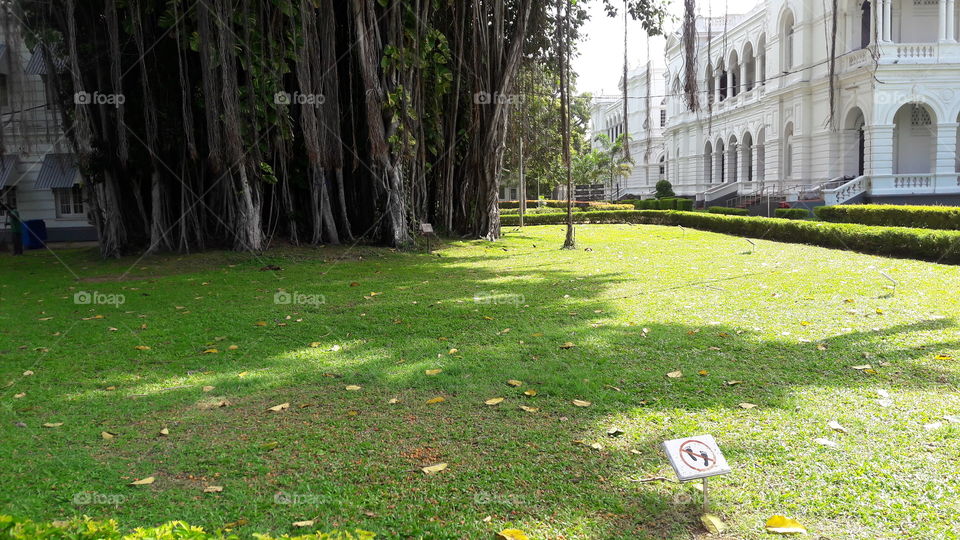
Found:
[1,24,94,245]
[662,0,960,207]
[588,62,668,199]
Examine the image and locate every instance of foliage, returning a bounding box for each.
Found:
[814,204,960,230]
[707,207,749,216]
[657,198,676,210]
[0,515,374,540]
[654,180,675,198]
[675,199,694,211]
[775,208,812,220]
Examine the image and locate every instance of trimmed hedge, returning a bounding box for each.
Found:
[499,200,592,210]
[500,206,581,215]
[499,209,960,264]
[657,198,676,210]
[675,199,694,211]
[0,515,375,539]
[814,204,960,230]
[774,208,811,220]
[707,206,749,216]
[586,202,634,211]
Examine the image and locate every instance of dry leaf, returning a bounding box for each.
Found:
[159,428,170,436]
[134,345,151,351]
[129,477,156,486]
[426,396,446,404]
[101,431,115,440]
[924,422,943,431]
[944,415,960,424]
[606,427,624,437]
[851,364,872,370]
[292,520,315,528]
[238,371,249,378]
[666,370,683,378]
[523,389,538,397]
[725,380,743,386]
[42,422,63,428]
[202,349,219,354]
[697,370,709,376]
[388,398,400,404]
[934,354,953,361]
[828,420,847,434]
[13,392,25,399]
[765,515,807,534]
[485,397,504,406]
[203,386,215,392]
[421,463,448,474]
[814,438,838,448]
[496,530,529,540]
[345,385,361,391]
[203,486,223,493]
[519,405,539,413]
[227,345,239,351]
[22,370,33,376]
[738,403,757,409]
[425,369,443,376]
[701,513,727,534]
[448,348,458,354]
[506,379,523,387]
[268,403,290,412]
[255,321,267,327]
[572,399,591,407]
[310,342,322,348]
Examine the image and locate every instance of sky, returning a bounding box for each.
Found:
[572,0,759,96]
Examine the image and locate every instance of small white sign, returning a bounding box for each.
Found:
[662,434,732,481]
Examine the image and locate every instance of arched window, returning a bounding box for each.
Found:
[729,50,740,98]
[659,155,666,180]
[704,142,713,183]
[743,42,755,92]
[717,60,727,101]
[706,64,715,105]
[859,0,872,49]
[782,11,795,71]
[757,35,767,86]
[783,122,795,178]
[757,128,766,181]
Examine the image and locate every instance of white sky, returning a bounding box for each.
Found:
[573,0,759,96]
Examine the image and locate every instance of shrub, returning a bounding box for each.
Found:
[498,200,591,210]
[0,515,375,539]
[814,204,960,230]
[774,208,811,220]
[707,206,749,216]
[657,198,676,210]
[499,209,960,264]
[637,199,656,210]
[675,199,694,211]
[586,202,634,211]
[655,180,675,198]
[500,206,581,215]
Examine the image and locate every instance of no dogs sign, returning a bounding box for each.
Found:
[662,434,731,481]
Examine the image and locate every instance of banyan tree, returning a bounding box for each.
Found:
[10,0,540,256]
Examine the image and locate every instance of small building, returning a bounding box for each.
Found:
[1,25,96,245]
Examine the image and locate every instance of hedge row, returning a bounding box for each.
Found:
[500,209,960,264]
[625,198,694,211]
[707,206,749,216]
[0,515,375,539]
[499,200,590,209]
[814,204,960,230]
[500,206,583,215]
[774,208,811,220]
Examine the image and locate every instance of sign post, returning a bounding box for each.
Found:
[662,434,731,512]
[419,223,435,252]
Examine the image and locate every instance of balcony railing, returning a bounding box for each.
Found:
[870,173,960,195]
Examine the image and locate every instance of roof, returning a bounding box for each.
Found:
[34,154,79,189]
[0,155,18,189]
[25,46,66,75]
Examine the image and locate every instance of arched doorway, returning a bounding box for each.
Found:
[893,103,936,174]
[704,141,713,183]
[743,42,755,92]
[729,135,739,182]
[716,139,726,182]
[742,132,754,182]
[844,107,866,176]
[783,122,795,179]
[757,128,766,181]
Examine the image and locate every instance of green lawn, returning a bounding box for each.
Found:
[1,224,959,539]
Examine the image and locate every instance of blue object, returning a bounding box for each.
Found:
[22,219,47,249]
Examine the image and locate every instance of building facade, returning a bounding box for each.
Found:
[1,24,95,245]
[588,62,668,199]
[662,0,960,207]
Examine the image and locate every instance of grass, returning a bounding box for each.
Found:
[1,224,959,539]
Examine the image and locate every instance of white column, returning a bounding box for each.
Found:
[940,0,948,41]
[948,0,956,41]
[875,0,885,43]
[727,69,734,99]
[867,125,895,176]
[935,122,959,174]
[883,0,892,42]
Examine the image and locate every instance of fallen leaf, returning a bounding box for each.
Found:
[426,396,446,404]
[738,403,757,409]
[944,415,960,424]
[260,442,279,451]
[13,392,25,399]
[101,431,115,440]
[697,370,709,376]
[202,349,219,354]
[506,379,523,387]
[725,380,743,386]
[519,405,539,413]
[22,370,33,376]
[828,420,847,434]
[42,422,63,428]
[203,486,224,493]
[606,427,624,437]
[924,422,943,430]
[129,477,155,486]
[765,515,807,534]
[485,397,504,406]
[523,389,538,397]
[572,399,591,407]
[666,370,683,378]
[203,386,215,392]
[345,385,361,391]
[814,437,838,448]
[268,403,290,412]
[238,371,249,378]
[877,398,894,408]
[255,321,267,327]
[421,463,448,474]
[425,369,443,376]
[227,345,239,351]
[292,520,315,528]
[134,345,151,351]
[851,364,872,370]
[310,342,322,348]
[448,348,458,354]
[496,529,529,540]
[159,428,170,436]
[589,442,603,450]
[560,342,575,349]
[388,398,400,404]
[934,354,953,361]
[701,513,727,534]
